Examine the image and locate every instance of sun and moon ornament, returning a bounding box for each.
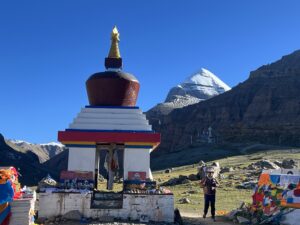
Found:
[105,26,122,69]
[108,26,121,59]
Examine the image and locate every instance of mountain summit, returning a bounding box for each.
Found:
[165,68,230,102]
[147,68,230,116]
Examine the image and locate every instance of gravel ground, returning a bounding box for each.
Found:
[45,222,169,225]
[44,215,234,225]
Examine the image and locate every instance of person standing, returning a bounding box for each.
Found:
[200,166,219,222]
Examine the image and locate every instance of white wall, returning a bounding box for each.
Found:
[38,193,174,222]
[123,148,151,180]
[68,147,96,173]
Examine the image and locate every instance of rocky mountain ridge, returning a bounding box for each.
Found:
[0,133,61,185]
[6,139,65,163]
[151,50,300,154]
[250,50,300,79]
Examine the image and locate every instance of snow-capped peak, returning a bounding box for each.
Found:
[165,68,231,103]
[183,68,231,91]
[148,67,231,116]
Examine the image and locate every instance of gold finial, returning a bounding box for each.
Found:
[108,26,121,58]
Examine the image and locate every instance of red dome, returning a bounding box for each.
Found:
[86,71,140,106]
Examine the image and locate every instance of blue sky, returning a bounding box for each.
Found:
[1,1,300,143]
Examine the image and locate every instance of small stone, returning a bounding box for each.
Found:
[181,179,191,184]
[35,217,47,223]
[219,174,225,179]
[178,175,188,180]
[188,174,199,181]
[162,177,179,186]
[228,174,235,179]
[187,190,198,194]
[179,197,190,204]
[253,160,280,169]
[273,160,282,167]
[221,167,234,173]
[236,181,257,189]
[99,216,114,222]
[237,216,250,224]
[227,209,239,220]
[282,159,297,169]
[165,168,172,173]
[140,214,149,222]
[62,210,82,221]
[199,160,206,166]
[251,218,258,224]
[47,216,56,222]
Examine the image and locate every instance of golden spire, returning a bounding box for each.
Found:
[108,26,121,58]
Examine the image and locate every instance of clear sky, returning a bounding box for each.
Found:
[1,1,300,143]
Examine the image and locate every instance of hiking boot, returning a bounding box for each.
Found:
[203,214,206,219]
[212,217,216,222]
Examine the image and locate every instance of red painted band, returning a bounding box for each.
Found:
[58,131,161,143]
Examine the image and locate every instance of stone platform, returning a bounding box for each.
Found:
[38,192,174,222]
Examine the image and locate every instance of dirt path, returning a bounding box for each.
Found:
[181,212,234,225]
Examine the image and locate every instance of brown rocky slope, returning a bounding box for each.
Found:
[149,50,300,155]
[0,133,68,186]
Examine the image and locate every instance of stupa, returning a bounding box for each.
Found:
[38,27,174,222]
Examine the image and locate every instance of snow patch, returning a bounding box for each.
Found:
[9,139,64,148]
[40,142,64,147]
[9,139,33,145]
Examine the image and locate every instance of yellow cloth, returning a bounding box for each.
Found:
[0,170,11,184]
[0,202,8,213]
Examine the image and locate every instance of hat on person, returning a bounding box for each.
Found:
[206,167,215,173]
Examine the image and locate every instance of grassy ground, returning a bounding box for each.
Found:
[42,146,300,224]
[94,147,300,214]
[153,147,300,214]
[88,146,300,215]
[153,167,252,214]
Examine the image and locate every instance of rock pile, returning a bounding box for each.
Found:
[162,161,222,186]
[227,202,295,225]
[162,175,193,186]
[178,197,191,204]
[246,159,298,171]
[249,160,280,170]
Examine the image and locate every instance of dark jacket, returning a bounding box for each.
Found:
[200,177,219,195]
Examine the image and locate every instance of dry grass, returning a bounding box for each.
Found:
[153,148,300,213]
[94,148,300,214]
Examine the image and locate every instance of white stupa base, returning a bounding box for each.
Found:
[38,192,174,222]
